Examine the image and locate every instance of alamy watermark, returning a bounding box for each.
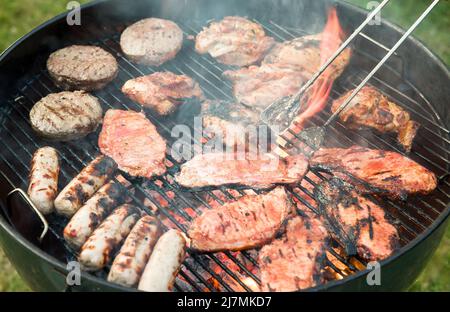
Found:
[67,1,81,26]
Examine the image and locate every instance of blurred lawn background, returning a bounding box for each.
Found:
[0,0,448,292]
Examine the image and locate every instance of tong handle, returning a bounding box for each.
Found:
[325,0,440,127]
[261,0,391,121]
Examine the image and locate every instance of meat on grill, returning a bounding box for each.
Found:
[175,152,309,189]
[262,34,351,80]
[54,155,118,217]
[47,45,118,91]
[223,63,308,110]
[188,187,293,252]
[138,229,187,292]
[99,109,167,178]
[331,86,420,152]
[195,16,275,67]
[64,179,128,249]
[28,147,60,215]
[258,213,328,292]
[122,72,204,116]
[314,178,400,261]
[311,146,438,199]
[30,91,103,141]
[201,100,260,148]
[120,18,183,66]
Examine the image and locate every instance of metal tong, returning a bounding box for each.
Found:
[262,0,440,152]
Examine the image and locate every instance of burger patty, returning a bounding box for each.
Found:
[47,45,118,91]
[30,91,103,141]
[98,109,167,178]
[120,18,183,66]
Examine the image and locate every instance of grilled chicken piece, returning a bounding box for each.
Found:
[315,178,400,261]
[195,16,275,67]
[223,64,308,110]
[99,109,167,178]
[332,86,420,152]
[311,146,437,199]
[189,187,293,252]
[122,72,203,116]
[175,152,309,189]
[259,213,328,292]
[263,34,351,80]
[201,100,260,148]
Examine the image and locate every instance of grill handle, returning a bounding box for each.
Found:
[0,169,48,242]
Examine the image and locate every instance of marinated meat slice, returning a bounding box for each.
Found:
[259,214,328,292]
[188,187,293,252]
[314,178,400,261]
[311,146,437,199]
[201,100,260,148]
[99,109,167,178]
[331,86,420,152]
[263,34,351,80]
[224,64,308,110]
[122,72,203,116]
[195,16,275,67]
[175,152,309,189]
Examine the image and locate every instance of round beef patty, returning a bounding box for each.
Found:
[30,91,103,141]
[47,45,118,91]
[120,18,183,66]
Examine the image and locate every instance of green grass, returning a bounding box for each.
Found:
[0,0,448,292]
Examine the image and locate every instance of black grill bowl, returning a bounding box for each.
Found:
[0,0,448,292]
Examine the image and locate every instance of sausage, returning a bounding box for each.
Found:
[63,179,128,249]
[78,204,140,271]
[27,147,60,215]
[107,215,162,287]
[54,155,117,217]
[137,229,187,292]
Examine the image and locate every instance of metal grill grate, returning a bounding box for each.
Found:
[0,18,448,292]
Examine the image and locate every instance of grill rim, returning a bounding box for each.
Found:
[0,0,448,292]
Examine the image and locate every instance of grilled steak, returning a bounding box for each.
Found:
[331,86,420,152]
[258,213,328,292]
[122,72,203,116]
[120,18,183,66]
[30,91,103,141]
[263,34,351,80]
[224,64,308,110]
[188,187,293,252]
[195,16,275,67]
[201,100,260,148]
[47,45,118,91]
[175,152,309,189]
[311,146,438,199]
[99,109,167,178]
[315,178,400,261]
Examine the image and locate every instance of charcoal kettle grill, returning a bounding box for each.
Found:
[0,0,448,292]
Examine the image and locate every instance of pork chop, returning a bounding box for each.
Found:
[314,178,400,261]
[175,152,309,189]
[188,187,293,252]
[311,146,437,199]
[258,214,328,292]
[98,109,167,178]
